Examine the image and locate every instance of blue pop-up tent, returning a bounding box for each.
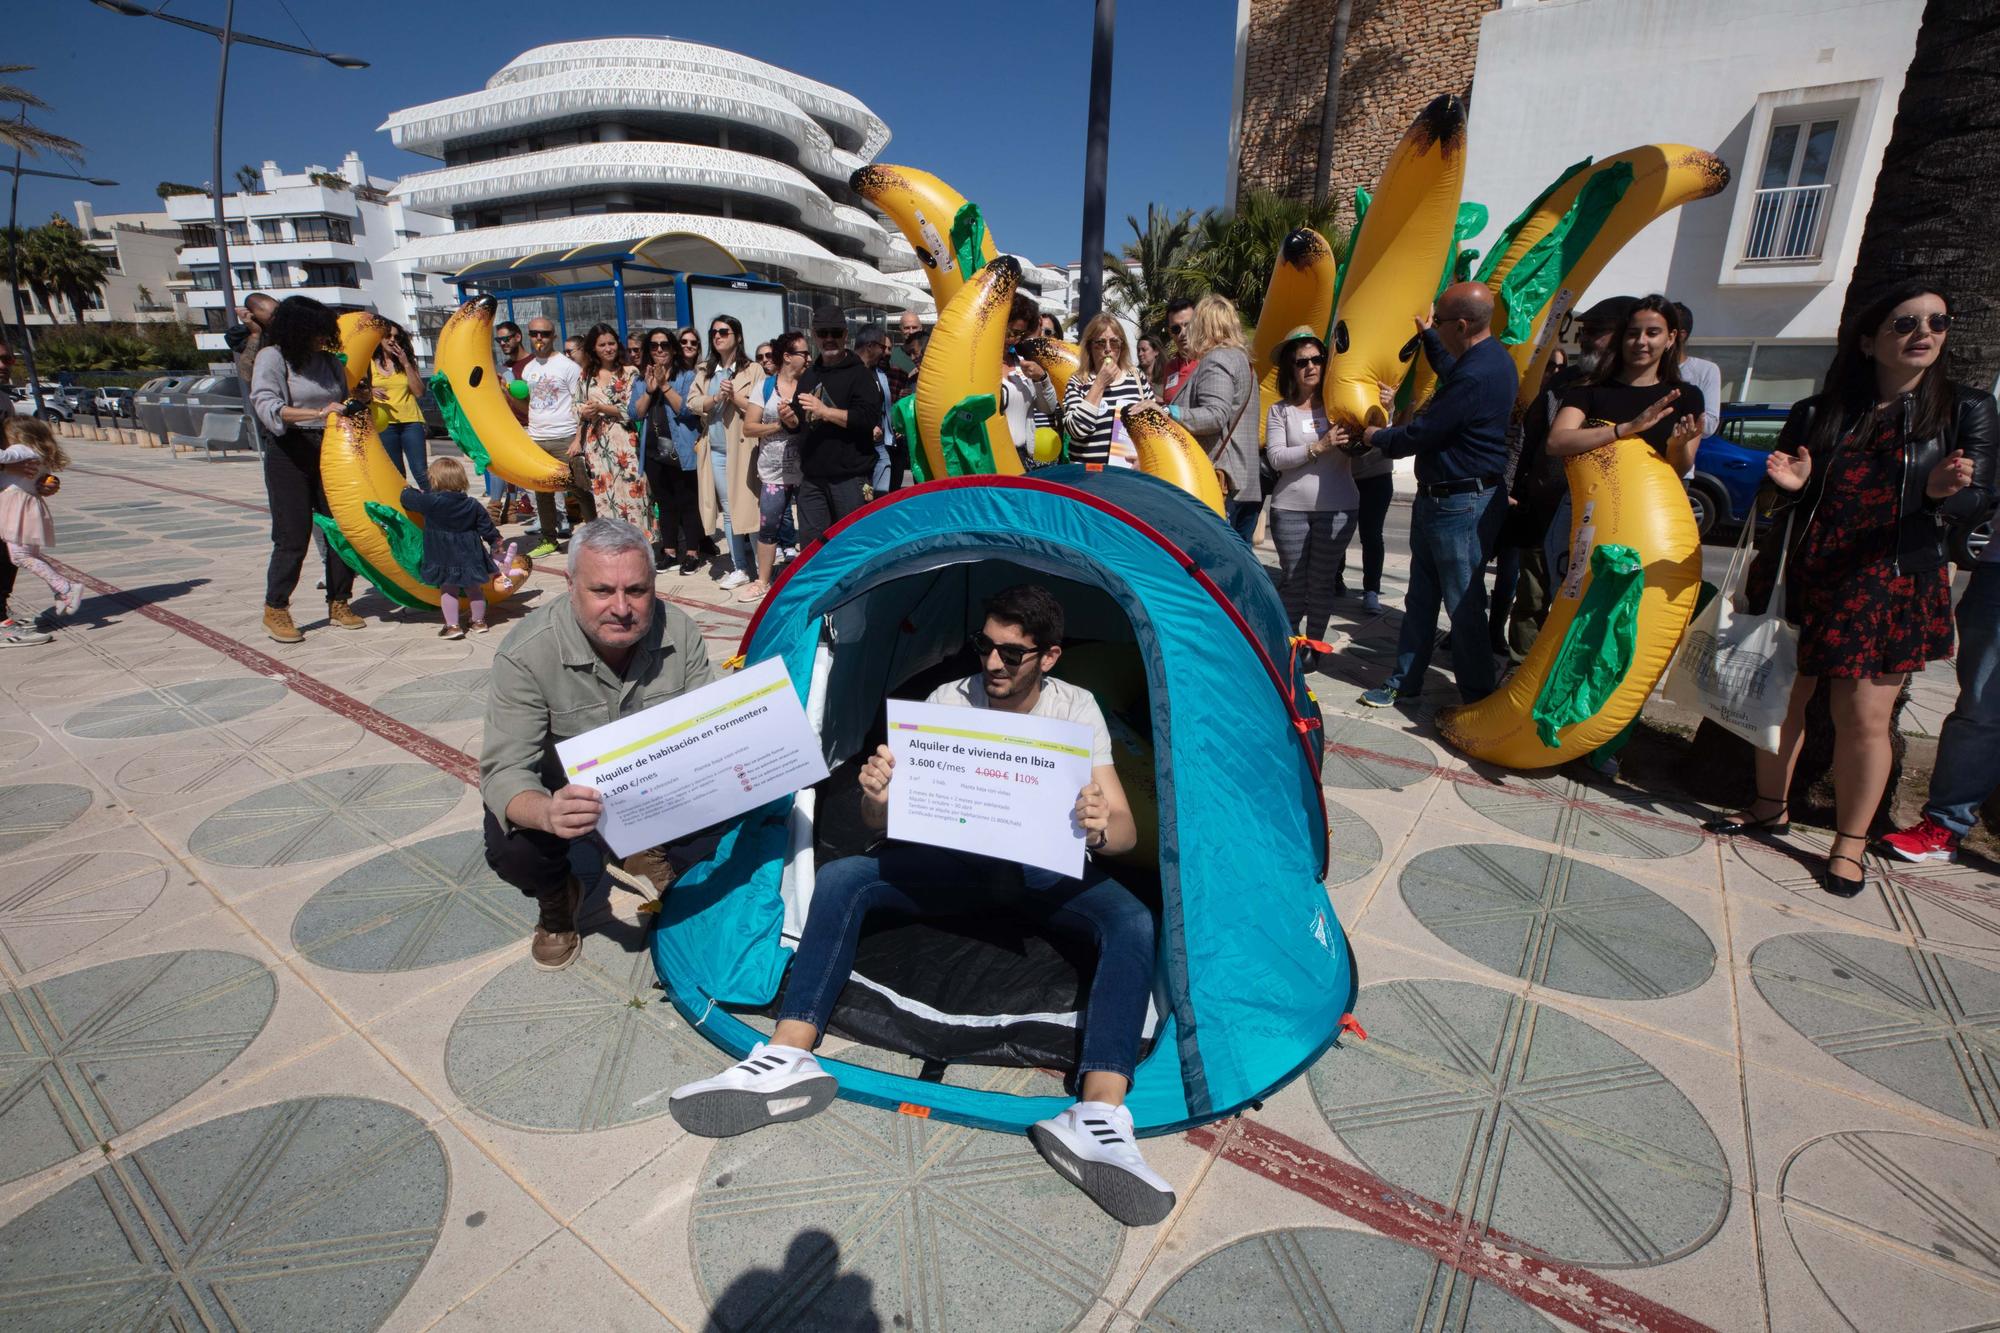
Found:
[649,468,1356,1134]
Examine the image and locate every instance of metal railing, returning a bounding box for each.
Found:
[1743,183,1833,263]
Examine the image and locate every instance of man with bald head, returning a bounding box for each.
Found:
[1355,281,1520,707]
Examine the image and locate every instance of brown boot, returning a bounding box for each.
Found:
[603,846,674,902]
[326,599,365,630]
[263,606,303,644]
[530,875,584,970]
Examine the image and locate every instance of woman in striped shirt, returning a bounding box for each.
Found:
[1061,314,1153,467]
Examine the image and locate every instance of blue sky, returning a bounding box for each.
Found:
[11,1,1241,267]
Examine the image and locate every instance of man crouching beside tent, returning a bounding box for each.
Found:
[479,519,723,970]
[667,584,1176,1226]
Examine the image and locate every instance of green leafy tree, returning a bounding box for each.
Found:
[27,215,109,324]
[234,164,261,193]
[1172,190,1346,328]
[0,65,83,163]
[156,182,206,198]
[1102,204,1198,333]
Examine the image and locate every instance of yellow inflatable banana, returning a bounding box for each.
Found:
[1322,94,1468,434]
[336,311,389,395]
[851,164,1000,312]
[314,409,523,611]
[1015,336,1081,404]
[1121,403,1226,517]
[914,255,1024,479]
[1493,145,1730,409]
[1251,228,1338,444]
[1437,440,1700,767]
[428,296,570,492]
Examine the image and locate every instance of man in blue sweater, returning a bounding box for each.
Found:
[1356,282,1520,707]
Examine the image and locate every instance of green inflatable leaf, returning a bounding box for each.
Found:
[364,499,427,581]
[1496,161,1635,345]
[939,393,1000,477]
[1530,543,1645,748]
[893,395,926,483]
[1454,248,1481,283]
[312,513,426,609]
[427,372,493,471]
[1474,156,1593,285]
[950,202,988,282]
[1330,186,1374,315]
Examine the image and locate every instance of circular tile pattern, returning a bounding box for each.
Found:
[446,930,718,1131]
[1457,769,1704,860]
[0,848,170,978]
[1727,832,2000,956]
[1319,716,1437,791]
[694,1059,1119,1332]
[0,1095,445,1330]
[1780,1131,2000,1330]
[1750,931,2000,1128]
[1311,979,1730,1266]
[65,677,288,740]
[0,783,94,856]
[1325,798,1383,890]
[1140,1227,1553,1331]
[0,950,275,1186]
[1399,844,1715,1000]
[370,668,490,725]
[294,830,534,972]
[0,729,42,771]
[188,764,464,868]
[115,711,367,799]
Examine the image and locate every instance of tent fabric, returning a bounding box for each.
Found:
[650,469,1354,1134]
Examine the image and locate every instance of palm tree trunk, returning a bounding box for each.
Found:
[1843,0,2000,389]
[1313,0,1356,209]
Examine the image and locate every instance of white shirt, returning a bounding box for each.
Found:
[925,673,1115,768]
[521,353,583,442]
[1681,355,1723,436]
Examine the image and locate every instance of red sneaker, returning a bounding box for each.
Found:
[1880,816,1960,864]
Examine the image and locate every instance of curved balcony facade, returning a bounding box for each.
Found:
[379,39,932,317]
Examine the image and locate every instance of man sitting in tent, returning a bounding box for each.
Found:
[668,584,1174,1226]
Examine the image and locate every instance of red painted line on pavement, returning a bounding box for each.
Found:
[1188,1118,1715,1333]
[48,558,481,787]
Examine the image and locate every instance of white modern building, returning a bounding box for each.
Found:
[163,153,455,354]
[378,39,946,330]
[1461,0,1924,403]
[4,203,189,328]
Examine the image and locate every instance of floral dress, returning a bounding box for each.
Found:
[580,369,657,545]
[1748,413,1954,677]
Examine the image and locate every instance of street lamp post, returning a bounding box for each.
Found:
[1077,0,1117,326]
[89,0,365,335]
[4,134,117,415]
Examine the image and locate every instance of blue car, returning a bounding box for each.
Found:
[1686,403,1790,539]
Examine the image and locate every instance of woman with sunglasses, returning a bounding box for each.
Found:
[631,327,705,572]
[689,315,762,590]
[1061,314,1152,468]
[574,322,657,549]
[1170,294,1264,543]
[1705,282,1996,896]
[737,331,810,602]
[1265,329,1356,664]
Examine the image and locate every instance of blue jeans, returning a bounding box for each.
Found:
[1227,497,1263,544]
[709,445,754,572]
[379,421,429,489]
[872,442,891,495]
[1383,483,1506,702]
[1926,563,2000,836]
[777,845,1157,1086]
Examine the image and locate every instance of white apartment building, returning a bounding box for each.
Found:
[164,152,454,354]
[4,203,189,328]
[1461,0,1924,403]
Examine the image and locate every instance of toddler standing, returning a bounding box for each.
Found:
[401,456,503,639]
[0,418,81,619]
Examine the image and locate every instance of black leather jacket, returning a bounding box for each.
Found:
[1758,384,1999,576]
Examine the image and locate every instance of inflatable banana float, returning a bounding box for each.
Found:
[1405,201,1491,412]
[1323,94,1468,434]
[851,164,999,312]
[336,311,389,395]
[1437,439,1700,767]
[1251,228,1339,444]
[1120,403,1226,517]
[1487,145,1730,410]
[1014,336,1081,404]
[427,296,571,493]
[313,409,526,611]
[913,255,1024,479]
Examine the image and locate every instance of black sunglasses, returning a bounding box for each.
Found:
[1291,353,1326,368]
[527,330,554,339]
[710,327,731,338]
[969,631,1043,669]
[814,328,847,339]
[1889,312,1951,336]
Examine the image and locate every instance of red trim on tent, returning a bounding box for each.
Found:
[735,476,1329,840]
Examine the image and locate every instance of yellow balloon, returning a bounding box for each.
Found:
[1032,426,1063,465]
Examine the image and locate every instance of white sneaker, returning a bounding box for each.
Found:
[780,545,800,562]
[56,583,83,616]
[668,1042,839,1138]
[717,569,750,590]
[1029,1101,1176,1226]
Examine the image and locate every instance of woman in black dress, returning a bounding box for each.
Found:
[1704,282,1996,895]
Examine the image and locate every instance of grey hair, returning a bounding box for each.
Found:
[566,518,653,577]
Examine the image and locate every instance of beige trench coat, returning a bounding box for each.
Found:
[688,360,765,538]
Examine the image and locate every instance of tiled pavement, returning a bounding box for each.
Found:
[0,437,1994,1331]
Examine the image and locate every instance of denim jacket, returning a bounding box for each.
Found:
[630,368,702,469]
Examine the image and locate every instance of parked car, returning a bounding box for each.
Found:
[93,387,136,418]
[8,387,73,423]
[1685,403,1790,539]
